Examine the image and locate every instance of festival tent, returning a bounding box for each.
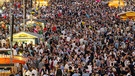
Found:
[0,48,27,75]
[108,0,126,8]
[117,11,135,20]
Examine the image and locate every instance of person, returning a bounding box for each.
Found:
[56,65,63,76]
[40,66,48,76]
[0,0,135,76]
[25,69,32,76]
[72,70,80,76]
[82,69,89,76]
[31,67,38,76]
[10,74,14,76]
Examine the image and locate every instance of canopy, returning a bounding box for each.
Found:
[0,56,27,64]
[10,31,42,39]
[117,11,135,20]
[108,0,126,8]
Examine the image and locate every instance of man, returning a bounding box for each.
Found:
[72,70,80,76]
[25,69,32,76]
[31,67,38,76]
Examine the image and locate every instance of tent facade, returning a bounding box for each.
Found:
[8,31,43,45]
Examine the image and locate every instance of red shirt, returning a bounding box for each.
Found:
[58,12,62,17]
[52,26,57,32]
[18,3,21,8]
[3,15,6,19]
[44,27,47,32]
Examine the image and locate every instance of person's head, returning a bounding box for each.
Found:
[9,74,14,76]
[31,67,35,70]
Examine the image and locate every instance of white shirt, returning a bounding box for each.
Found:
[32,69,38,76]
[43,74,48,76]
[13,49,17,55]
[100,28,105,33]
[53,60,58,66]
[25,70,32,76]
[62,30,65,35]
[64,64,69,70]
[39,49,43,56]
[86,56,89,63]
[1,39,6,47]
[87,65,92,73]
[34,46,38,52]
[80,38,84,44]
[72,43,76,48]
[66,37,71,41]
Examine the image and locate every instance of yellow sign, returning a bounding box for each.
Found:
[13,32,37,39]
[36,0,49,6]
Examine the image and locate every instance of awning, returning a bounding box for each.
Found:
[8,31,43,39]
[118,11,135,20]
[0,56,27,64]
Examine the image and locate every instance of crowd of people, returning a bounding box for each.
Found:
[0,0,135,76]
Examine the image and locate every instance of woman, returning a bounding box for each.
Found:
[56,65,63,76]
[40,66,48,76]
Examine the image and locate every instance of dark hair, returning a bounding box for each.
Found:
[32,74,35,76]
[9,74,14,76]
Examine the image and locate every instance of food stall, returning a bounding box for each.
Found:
[0,48,27,76]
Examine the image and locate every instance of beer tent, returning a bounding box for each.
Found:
[117,11,135,21]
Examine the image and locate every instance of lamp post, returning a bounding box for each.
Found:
[23,0,26,31]
[9,0,13,64]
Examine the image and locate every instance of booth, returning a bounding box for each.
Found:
[117,11,135,21]
[0,48,27,76]
[8,31,43,46]
[108,0,126,8]
[0,64,14,76]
